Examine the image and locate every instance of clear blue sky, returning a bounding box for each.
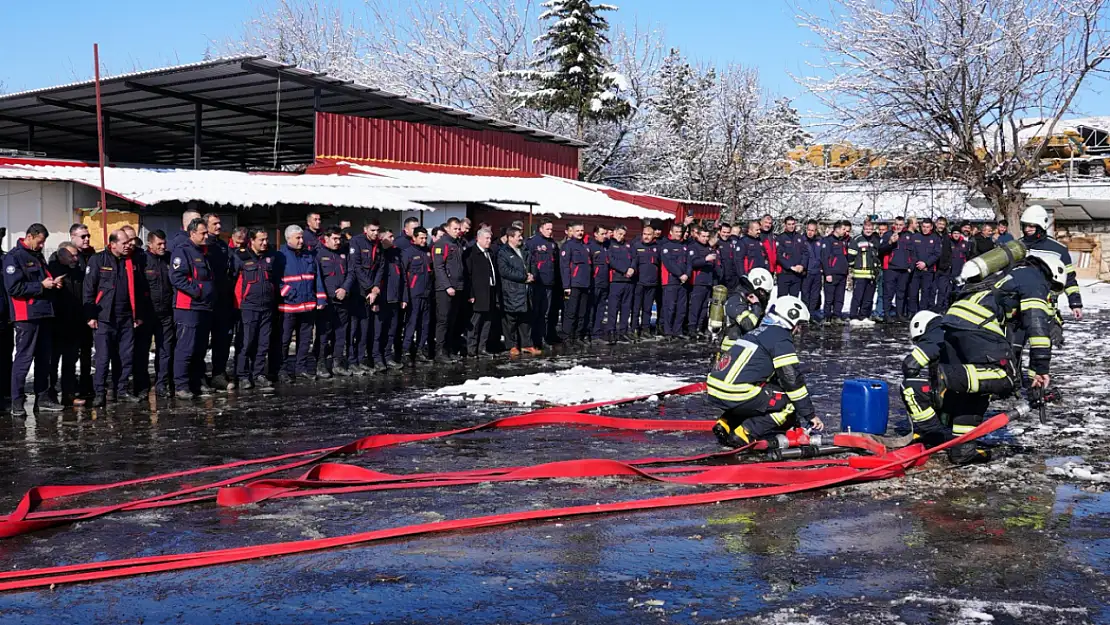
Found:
[1,0,1105,124]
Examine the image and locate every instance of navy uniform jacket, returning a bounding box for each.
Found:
[525,234,559,286]
[706,321,815,419]
[379,246,406,304]
[205,235,232,300]
[432,234,465,292]
[1022,233,1082,309]
[170,240,216,312]
[318,247,354,303]
[659,238,688,286]
[632,241,660,286]
[142,250,174,319]
[775,231,809,275]
[3,239,54,321]
[560,238,592,289]
[275,245,326,314]
[83,249,139,323]
[878,230,914,270]
[908,232,941,271]
[588,239,610,288]
[820,234,850,276]
[804,235,823,274]
[734,234,768,275]
[943,265,1054,374]
[231,249,277,312]
[948,235,971,279]
[302,228,324,253]
[167,229,189,252]
[402,245,432,301]
[717,236,737,283]
[687,241,718,286]
[608,240,634,283]
[348,234,383,299]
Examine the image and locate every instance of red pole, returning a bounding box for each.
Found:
[94,43,108,248]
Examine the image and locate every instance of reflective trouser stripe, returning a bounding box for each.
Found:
[770,403,796,426]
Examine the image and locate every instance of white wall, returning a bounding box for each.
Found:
[0,180,77,252]
[421,202,466,228]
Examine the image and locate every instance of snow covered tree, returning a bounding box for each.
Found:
[798,0,1110,225]
[516,0,632,137]
[767,97,811,150]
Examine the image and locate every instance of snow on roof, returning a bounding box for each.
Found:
[342,163,673,220]
[0,163,432,211]
[816,181,995,222]
[1012,116,1110,144]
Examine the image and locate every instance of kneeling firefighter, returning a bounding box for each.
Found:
[938,250,1066,464]
[716,267,774,354]
[707,295,825,448]
[900,310,946,448]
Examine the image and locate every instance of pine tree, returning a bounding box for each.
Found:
[518,0,632,137]
[652,48,699,133]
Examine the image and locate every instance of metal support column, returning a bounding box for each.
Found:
[25,124,34,151]
[193,103,203,169]
[312,87,321,160]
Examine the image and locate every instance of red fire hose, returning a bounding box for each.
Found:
[0,382,1008,591]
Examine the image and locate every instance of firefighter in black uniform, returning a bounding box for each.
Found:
[170,218,217,399]
[137,230,176,398]
[707,296,824,447]
[938,251,1065,464]
[4,224,65,416]
[718,267,774,354]
[900,310,946,447]
[1020,204,1083,342]
[318,226,355,377]
[204,213,235,390]
[432,217,466,363]
[84,229,144,407]
[231,227,277,391]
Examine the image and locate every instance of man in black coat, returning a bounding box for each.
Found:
[47,242,87,406]
[497,226,537,356]
[465,228,499,357]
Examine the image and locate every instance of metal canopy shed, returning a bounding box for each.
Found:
[0,56,585,170]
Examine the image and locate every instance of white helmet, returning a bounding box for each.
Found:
[1027,249,1067,292]
[767,295,811,329]
[909,310,940,340]
[747,268,774,295]
[1020,204,1050,231]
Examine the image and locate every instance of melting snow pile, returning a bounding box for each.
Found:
[429,366,689,406]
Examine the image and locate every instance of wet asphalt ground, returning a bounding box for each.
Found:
[0,317,1106,624]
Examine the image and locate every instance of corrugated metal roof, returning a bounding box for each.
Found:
[0,56,584,170]
[0,162,433,211]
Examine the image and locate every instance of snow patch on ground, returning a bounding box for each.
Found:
[1076,279,1110,311]
[1049,461,1110,483]
[894,594,1089,620]
[429,366,689,406]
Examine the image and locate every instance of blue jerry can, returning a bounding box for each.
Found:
[840,379,889,434]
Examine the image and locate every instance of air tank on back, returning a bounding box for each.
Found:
[707,285,730,334]
[956,239,1027,286]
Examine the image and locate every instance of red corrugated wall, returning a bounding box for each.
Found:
[314,112,579,179]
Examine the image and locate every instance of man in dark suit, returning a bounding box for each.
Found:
[465,228,499,357]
